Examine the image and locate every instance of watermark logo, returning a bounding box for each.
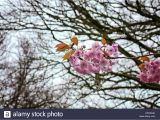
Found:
[4,111,11,118]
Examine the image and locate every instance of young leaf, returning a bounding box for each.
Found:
[138,63,145,71]
[71,36,78,45]
[63,50,75,60]
[138,56,150,62]
[55,43,70,51]
[101,38,107,45]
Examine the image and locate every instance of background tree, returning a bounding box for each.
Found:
[0,0,160,108]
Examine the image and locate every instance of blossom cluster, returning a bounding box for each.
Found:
[137,58,160,83]
[69,42,119,75]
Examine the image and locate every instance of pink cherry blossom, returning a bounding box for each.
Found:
[87,50,96,59]
[137,58,160,83]
[106,43,119,56]
[92,42,101,50]
[91,57,100,64]
[99,58,107,66]
[69,42,119,75]
[74,49,83,57]
[80,60,88,69]
[69,56,77,65]
[83,52,91,61]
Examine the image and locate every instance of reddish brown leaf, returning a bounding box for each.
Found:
[55,43,70,51]
[71,36,78,45]
[139,56,150,62]
[139,63,145,71]
[63,50,75,60]
[101,38,107,45]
